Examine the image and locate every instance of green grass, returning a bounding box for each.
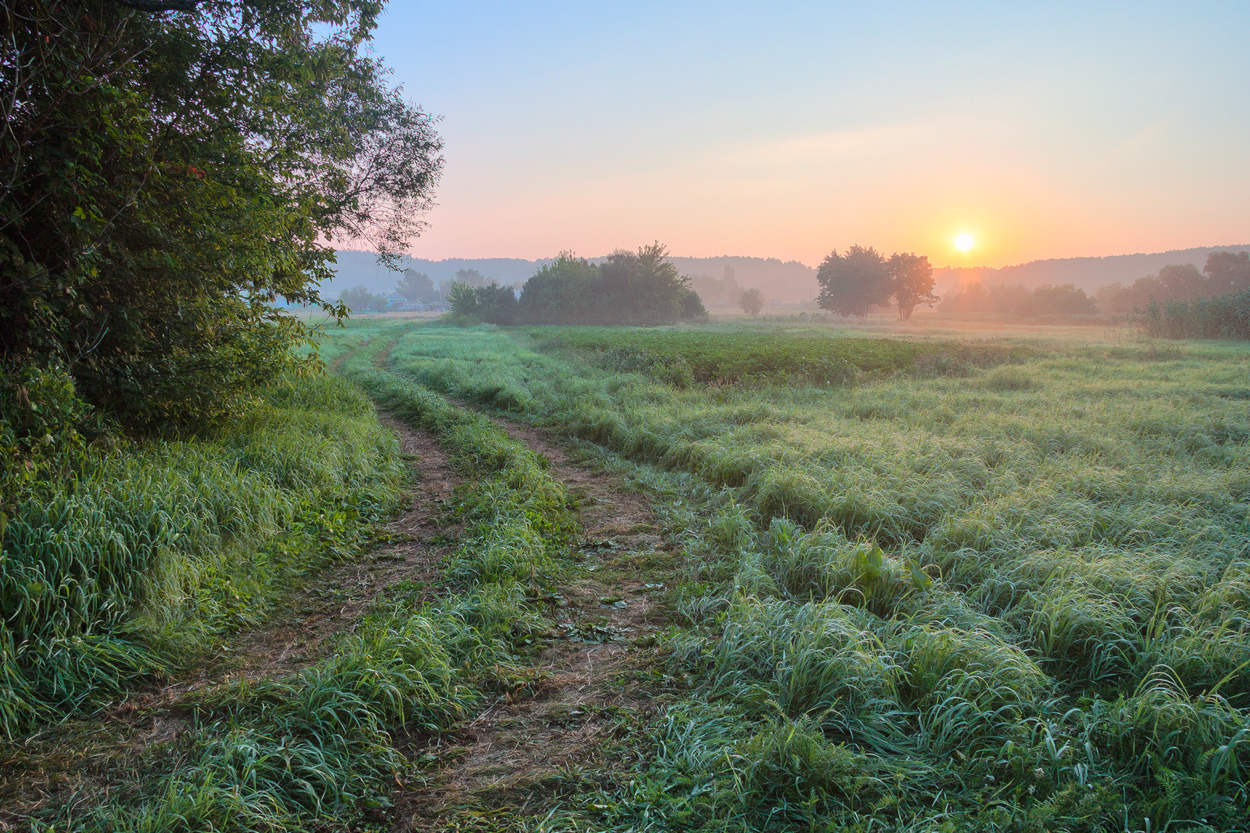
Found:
[528,325,1030,388]
[0,373,403,738]
[17,329,581,831]
[325,319,1250,832]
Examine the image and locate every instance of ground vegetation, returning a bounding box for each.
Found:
[359,319,1250,832]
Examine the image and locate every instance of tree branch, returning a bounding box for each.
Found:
[110,0,200,11]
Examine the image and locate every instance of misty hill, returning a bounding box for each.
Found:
[327,251,817,304]
[935,245,1250,294]
[328,245,1250,307]
[326,251,551,296]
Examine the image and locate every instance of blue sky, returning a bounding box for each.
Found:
[368,2,1250,266]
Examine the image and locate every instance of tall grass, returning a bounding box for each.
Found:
[1,373,403,737]
[30,332,581,830]
[1139,288,1250,340]
[335,320,1250,831]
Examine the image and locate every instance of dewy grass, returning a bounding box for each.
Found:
[325,321,1250,832]
[0,373,403,738]
[335,327,578,592]
[63,604,480,832]
[28,329,581,831]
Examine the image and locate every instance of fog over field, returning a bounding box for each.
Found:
[330,245,1250,304]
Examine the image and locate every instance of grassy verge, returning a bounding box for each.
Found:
[19,335,582,831]
[1,373,403,739]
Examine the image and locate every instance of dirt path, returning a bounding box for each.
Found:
[0,415,469,828]
[0,366,674,830]
[395,416,677,830]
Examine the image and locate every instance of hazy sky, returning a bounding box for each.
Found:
[370,2,1250,267]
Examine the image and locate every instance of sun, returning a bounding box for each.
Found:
[955,233,975,252]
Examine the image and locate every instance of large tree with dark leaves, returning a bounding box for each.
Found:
[815,245,891,318]
[0,1,441,428]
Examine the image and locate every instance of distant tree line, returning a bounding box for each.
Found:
[940,283,1098,317]
[940,251,1249,320]
[446,244,706,326]
[1096,251,1250,314]
[339,267,503,313]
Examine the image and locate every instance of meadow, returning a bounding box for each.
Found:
[357,318,1250,832]
[5,315,1247,832]
[2,346,581,830]
[0,373,405,738]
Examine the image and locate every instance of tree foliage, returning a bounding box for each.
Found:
[816,246,941,319]
[1015,284,1098,317]
[599,243,695,325]
[446,281,517,325]
[517,254,600,324]
[1097,252,1250,314]
[515,244,702,325]
[339,285,387,313]
[942,283,1098,316]
[816,246,892,317]
[396,269,435,302]
[738,287,765,315]
[0,0,441,429]
[886,253,938,319]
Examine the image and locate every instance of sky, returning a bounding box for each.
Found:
[368,2,1250,268]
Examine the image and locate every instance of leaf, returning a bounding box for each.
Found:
[907,560,933,591]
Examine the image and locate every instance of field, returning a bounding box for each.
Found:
[3,318,1247,832]
[365,320,1250,831]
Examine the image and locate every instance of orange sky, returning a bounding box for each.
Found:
[370,4,1250,268]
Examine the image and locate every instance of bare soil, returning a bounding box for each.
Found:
[394,415,678,830]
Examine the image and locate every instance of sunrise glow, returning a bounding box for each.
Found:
[955,233,975,252]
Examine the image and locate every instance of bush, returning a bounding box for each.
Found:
[1015,283,1099,316]
[1138,288,1250,340]
[0,362,104,498]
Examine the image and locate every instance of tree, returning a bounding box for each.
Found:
[1015,284,1098,316]
[475,283,519,325]
[1157,264,1207,299]
[446,282,478,318]
[1,1,442,429]
[887,253,938,320]
[340,285,381,313]
[1203,251,1250,295]
[738,287,765,315]
[397,269,435,302]
[599,242,692,325]
[517,254,599,324]
[816,246,891,317]
[680,288,708,321]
